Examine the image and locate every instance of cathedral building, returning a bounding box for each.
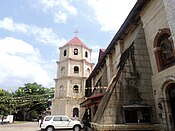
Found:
[52,35,94,118]
[81,0,175,130]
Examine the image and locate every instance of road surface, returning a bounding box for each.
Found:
[0,121,90,131]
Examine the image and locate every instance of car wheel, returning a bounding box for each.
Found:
[73,125,81,131]
[46,126,54,131]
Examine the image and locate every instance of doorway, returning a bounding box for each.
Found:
[73,108,79,117]
[168,84,175,127]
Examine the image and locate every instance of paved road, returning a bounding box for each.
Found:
[0,122,90,131]
[0,122,40,131]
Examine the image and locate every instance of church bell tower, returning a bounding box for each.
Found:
[52,31,94,118]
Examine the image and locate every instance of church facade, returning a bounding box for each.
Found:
[52,36,94,118]
[81,0,175,130]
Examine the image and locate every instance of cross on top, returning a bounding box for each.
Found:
[74,29,79,36]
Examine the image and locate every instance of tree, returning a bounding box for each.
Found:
[13,82,54,120]
[0,83,55,121]
[14,82,47,96]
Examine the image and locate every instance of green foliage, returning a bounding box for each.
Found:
[14,82,54,97]
[0,96,16,115]
[0,89,16,116]
[0,82,55,120]
[0,89,12,97]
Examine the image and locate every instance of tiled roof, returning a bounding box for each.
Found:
[62,36,90,50]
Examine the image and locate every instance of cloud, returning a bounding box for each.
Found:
[31,26,67,46]
[54,11,67,23]
[91,51,99,64]
[0,17,27,33]
[0,37,54,90]
[39,0,77,23]
[89,44,103,50]
[87,0,137,32]
[0,17,67,46]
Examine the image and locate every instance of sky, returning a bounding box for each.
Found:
[0,0,137,91]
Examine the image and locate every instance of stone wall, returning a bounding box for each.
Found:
[102,26,156,124]
[141,0,175,130]
[141,0,169,75]
[90,0,175,130]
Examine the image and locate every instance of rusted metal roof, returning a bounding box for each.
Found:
[80,93,104,107]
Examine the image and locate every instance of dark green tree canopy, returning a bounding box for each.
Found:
[0,82,55,121]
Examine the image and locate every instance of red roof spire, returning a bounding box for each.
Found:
[61,29,90,50]
[65,36,90,49]
[61,33,91,50]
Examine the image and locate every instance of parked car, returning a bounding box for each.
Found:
[40,115,84,131]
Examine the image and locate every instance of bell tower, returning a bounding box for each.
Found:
[52,32,94,118]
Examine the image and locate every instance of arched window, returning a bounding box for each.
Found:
[74,66,79,73]
[64,50,67,56]
[59,85,64,97]
[73,108,79,117]
[61,67,65,74]
[85,51,88,58]
[73,85,79,93]
[74,48,78,55]
[86,68,90,76]
[154,28,175,71]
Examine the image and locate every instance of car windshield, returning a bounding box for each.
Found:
[45,117,52,121]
